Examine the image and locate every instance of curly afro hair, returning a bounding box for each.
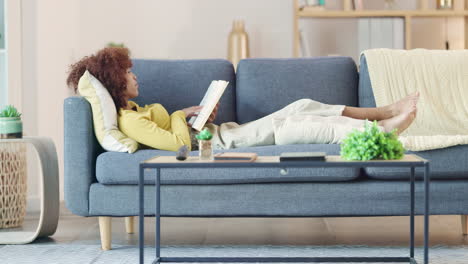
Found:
[66,47,133,111]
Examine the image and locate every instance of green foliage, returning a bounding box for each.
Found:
[0,105,22,118]
[195,128,213,141]
[340,121,404,161]
[107,42,125,48]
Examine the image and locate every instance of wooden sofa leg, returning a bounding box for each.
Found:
[125,216,135,234]
[99,217,112,250]
[462,215,467,235]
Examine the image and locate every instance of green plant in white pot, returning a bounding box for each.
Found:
[196,128,214,160]
[0,105,23,139]
[0,105,26,229]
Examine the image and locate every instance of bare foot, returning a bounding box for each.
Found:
[381,92,420,119]
[378,108,417,135]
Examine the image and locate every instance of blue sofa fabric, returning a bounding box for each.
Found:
[358,55,377,108]
[89,180,468,216]
[365,145,468,180]
[96,144,360,185]
[236,57,359,124]
[64,97,103,216]
[131,59,237,124]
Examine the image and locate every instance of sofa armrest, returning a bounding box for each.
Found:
[64,96,103,216]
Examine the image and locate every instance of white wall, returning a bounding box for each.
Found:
[23,0,295,202]
[70,0,293,60]
[20,0,464,203]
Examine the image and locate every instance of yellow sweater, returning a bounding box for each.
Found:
[118,101,191,151]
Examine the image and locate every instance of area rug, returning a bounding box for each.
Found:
[1,244,467,263]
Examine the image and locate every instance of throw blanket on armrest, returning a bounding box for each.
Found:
[363,49,468,151]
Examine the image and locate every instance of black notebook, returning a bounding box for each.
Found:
[279,152,326,162]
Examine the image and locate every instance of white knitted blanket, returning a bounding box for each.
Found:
[363,49,468,151]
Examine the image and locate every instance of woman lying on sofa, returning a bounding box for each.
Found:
[66,47,419,151]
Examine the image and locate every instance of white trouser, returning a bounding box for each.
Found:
[205,99,379,150]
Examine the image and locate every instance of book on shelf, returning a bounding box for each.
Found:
[214,152,258,162]
[188,80,229,131]
[353,0,364,10]
[357,17,404,56]
[298,0,325,10]
[299,29,312,57]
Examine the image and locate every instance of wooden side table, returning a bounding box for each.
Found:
[0,137,59,244]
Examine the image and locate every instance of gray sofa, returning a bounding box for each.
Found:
[64,56,468,249]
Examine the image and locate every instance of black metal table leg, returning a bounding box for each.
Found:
[410,166,415,258]
[424,163,430,264]
[139,165,145,264]
[156,168,161,264]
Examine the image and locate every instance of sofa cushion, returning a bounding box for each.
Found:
[96,144,361,185]
[235,57,358,124]
[131,59,237,124]
[89,180,468,216]
[365,145,468,180]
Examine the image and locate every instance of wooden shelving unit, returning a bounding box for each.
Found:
[299,9,468,17]
[293,0,468,57]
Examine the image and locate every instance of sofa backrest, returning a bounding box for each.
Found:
[131,59,237,124]
[358,55,377,108]
[235,57,359,124]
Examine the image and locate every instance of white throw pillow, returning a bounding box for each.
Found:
[78,70,138,153]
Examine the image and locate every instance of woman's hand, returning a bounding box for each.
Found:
[181,106,203,118]
[207,103,220,123]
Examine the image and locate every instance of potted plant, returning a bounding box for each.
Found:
[196,128,213,160]
[0,105,23,139]
[340,121,404,161]
[0,105,26,229]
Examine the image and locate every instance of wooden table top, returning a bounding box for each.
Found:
[144,154,425,164]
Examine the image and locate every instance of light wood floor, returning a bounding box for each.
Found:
[3,204,467,248]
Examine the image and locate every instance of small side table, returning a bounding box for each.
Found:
[0,137,59,244]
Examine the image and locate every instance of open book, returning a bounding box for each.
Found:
[188,80,229,131]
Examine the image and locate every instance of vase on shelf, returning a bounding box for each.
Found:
[384,0,398,10]
[227,20,249,71]
[436,0,453,10]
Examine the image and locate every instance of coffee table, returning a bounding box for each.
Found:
[139,154,430,264]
